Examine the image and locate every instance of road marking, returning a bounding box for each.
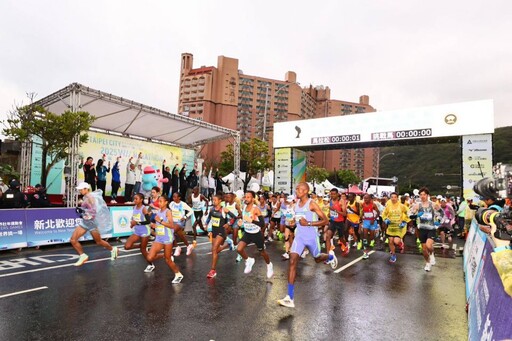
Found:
[0,286,48,299]
[334,251,375,273]
[0,241,213,278]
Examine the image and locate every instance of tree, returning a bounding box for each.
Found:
[0,164,19,183]
[306,165,328,193]
[2,99,95,187]
[337,169,360,188]
[219,138,271,191]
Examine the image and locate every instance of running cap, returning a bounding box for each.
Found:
[436,195,443,199]
[440,197,447,202]
[286,195,295,202]
[76,182,91,190]
[404,193,410,197]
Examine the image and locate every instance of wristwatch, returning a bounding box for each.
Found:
[307,221,312,226]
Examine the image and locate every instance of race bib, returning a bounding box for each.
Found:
[330,210,338,218]
[295,212,306,224]
[155,225,165,236]
[422,212,433,220]
[172,210,182,222]
[244,222,260,233]
[132,213,142,223]
[211,217,220,228]
[364,212,374,218]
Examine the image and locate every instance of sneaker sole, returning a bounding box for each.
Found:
[74,257,89,267]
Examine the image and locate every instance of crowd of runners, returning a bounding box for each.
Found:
[70,179,479,308]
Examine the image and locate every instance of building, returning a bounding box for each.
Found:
[177,53,377,179]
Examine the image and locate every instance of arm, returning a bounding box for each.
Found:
[181,202,194,219]
[299,201,328,227]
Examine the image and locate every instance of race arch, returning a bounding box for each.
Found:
[272,99,494,198]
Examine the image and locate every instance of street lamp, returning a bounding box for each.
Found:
[262,82,299,141]
[375,152,395,196]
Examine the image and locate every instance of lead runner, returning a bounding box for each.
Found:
[278,182,336,308]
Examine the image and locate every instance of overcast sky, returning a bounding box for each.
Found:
[1,0,511,138]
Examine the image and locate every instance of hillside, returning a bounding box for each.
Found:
[379,126,512,195]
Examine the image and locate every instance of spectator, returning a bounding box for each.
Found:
[215,168,228,194]
[0,177,8,193]
[111,157,121,204]
[30,184,51,207]
[96,157,110,196]
[80,156,96,191]
[200,169,209,198]
[208,167,216,199]
[186,169,199,202]
[1,179,28,208]
[134,163,143,195]
[179,164,188,200]
[162,161,172,197]
[171,164,180,195]
[125,153,141,203]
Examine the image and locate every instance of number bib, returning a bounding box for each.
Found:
[132,213,142,223]
[211,217,221,228]
[422,212,432,220]
[155,224,165,236]
[330,210,338,218]
[172,210,182,222]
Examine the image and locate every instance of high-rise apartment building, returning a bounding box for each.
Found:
[178,53,377,179]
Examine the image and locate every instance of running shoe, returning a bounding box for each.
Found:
[424,263,432,272]
[74,253,89,266]
[384,238,389,244]
[389,254,397,263]
[399,241,405,254]
[357,241,363,250]
[416,238,421,245]
[301,249,309,258]
[362,251,369,260]
[192,240,197,248]
[238,230,243,240]
[277,295,295,308]
[110,199,117,204]
[341,246,350,257]
[266,262,274,279]
[370,240,375,247]
[110,246,118,260]
[348,235,354,243]
[207,269,217,279]
[172,273,184,284]
[282,252,290,260]
[144,263,155,273]
[226,237,235,251]
[244,257,255,274]
[326,251,338,269]
[186,244,194,256]
[174,246,182,257]
[236,254,243,262]
[429,254,436,265]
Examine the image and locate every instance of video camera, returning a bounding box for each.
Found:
[473,163,512,243]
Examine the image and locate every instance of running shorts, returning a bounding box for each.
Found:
[418,229,437,243]
[328,221,345,234]
[290,227,321,258]
[194,210,203,220]
[79,219,98,232]
[362,220,379,231]
[212,226,226,239]
[133,225,151,238]
[241,231,265,251]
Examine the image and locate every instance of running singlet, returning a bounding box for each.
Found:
[242,207,260,234]
[208,207,226,229]
[330,200,344,222]
[258,204,269,218]
[280,200,287,216]
[225,202,239,224]
[362,202,377,223]
[418,202,441,230]
[284,207,296,227]
[191,194,203,211]
[294,198,318,230]
[132,205,146,225]
[170,201,187,222]
[155,209,171,236]
[346,202,360,224]
[271,201,282,218]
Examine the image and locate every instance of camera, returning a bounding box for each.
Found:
[473,163,512,243]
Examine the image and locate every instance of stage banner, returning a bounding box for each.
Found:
[464,218,487,299]
[292,148,307,191]
[468,241,512,340]
[30,136,65,194]
[461,134,493,201]
[0,210,27,250]
[25,208,92,247]
[78,131,196,196]
[110,206,133,238]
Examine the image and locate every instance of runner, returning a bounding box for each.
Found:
[326,188,348,258]
[281,195,296,260]
[190,186,209,246]
[146,195,184,284]
[381,192,408,263]
[124,193,157,272]
[346,193,361,249]
[257,194,271,241]
[169,192,194,256]
[409,187,444,271]
[277,182,336,308]
[236,191,274,279]
[269,194,282,240]
[71,182,118,266]
[360,194,380,259]
[205,193,233,278]
[223,192,242,247]
[439,197,455,248]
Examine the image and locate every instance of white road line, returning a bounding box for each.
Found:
[334,251,375,273]
[0,286,48,299]
[0,241,214,279]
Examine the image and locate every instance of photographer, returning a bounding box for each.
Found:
[1,179,28,209]
[30,184,51,208]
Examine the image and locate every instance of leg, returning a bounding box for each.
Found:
[124,234,141,250]
[147,242,163,263]
[237,241,248,260]
[90,230,113,251]
[163,244,180,273]
[211,236,226,270]
[176,228,189,246]
[70,226,88,255]
[389,236,396,255]
[325,229,334,252]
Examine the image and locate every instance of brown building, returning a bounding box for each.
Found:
[178,53,377,179]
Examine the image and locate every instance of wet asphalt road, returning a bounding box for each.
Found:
[0,234,467,341]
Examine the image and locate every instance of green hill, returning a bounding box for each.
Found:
[379,126,512,196]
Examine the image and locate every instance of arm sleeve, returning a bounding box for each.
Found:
[182,202,194,218]
[253,215,265,228]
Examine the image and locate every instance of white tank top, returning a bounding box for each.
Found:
[191,193,202,211]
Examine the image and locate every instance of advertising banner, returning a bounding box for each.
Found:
[30,136,65,194]
[0,210,27,250]
[77,131,195,196]
[274,148,292,193]
[109,206,133,237]
[25,208,92,246]
[468,241,512,340]
[461,134,493,201]
[274,99,493,148]
[464,219,487,299]
[292,149,307,191]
